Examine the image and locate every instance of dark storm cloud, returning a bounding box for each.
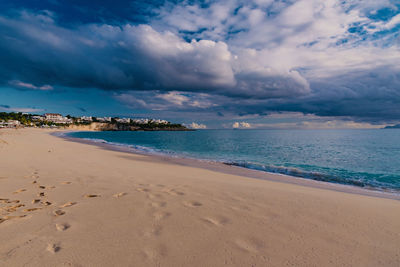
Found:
[0,11,308,99]
[0,0,400,123]
[212,65,400,123]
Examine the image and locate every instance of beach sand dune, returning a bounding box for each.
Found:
[0,128,399,266]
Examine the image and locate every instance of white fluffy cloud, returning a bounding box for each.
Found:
[187,122,207,129]
[232,122,252,129]
[154,0,400,82]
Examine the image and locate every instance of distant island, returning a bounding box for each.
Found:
[384,124,400,129]
[0,112,190,131]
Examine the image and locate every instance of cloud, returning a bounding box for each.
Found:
[0,104,43,113]
[0,15,236,93]
[370,13,400,31]
[114,91,218,111]
[0,1,399,123]
[187,122,207,129]
[232,121,252,129]
[221,112,386,129]
[9,80,53,90]
[0,10,311,99]
[246,120,384,129]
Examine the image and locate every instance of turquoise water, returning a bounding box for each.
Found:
[67,129,400,191]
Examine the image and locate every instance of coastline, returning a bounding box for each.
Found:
[1,128,399,266]
[57,130,400,201]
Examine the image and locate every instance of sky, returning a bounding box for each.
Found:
[0,0,400,129]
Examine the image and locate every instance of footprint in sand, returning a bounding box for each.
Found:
[148,193,164,200]
[32,199,41,204]
[183,201,203,208]
[0,215,27,224]
[38,192,45,197]
[13,189,27,194]
[47,243,61,253]
[142,245,168,260]
[38,185,46,189]
[1,199,20,204]
[84,194,100,198]
[5,215,27,219]
[0,198,10,203]
[4,215,26,220]
[153,211,171,221]
[41,201,52,206]
[151,201,167,208]
[23,207,42,212]
[53,210,65,216]
[136,188,150,193]
[202,216,231,226]
[113,192,127,198]
[61,182,71,185]
[143,225,163,237]
[162,189,185,196]
[2,204,25,213]
[60,202,76,208]
[171,190,185,196]
[234,238,265,253]
[56,223,70,231]
[32,181,37,184]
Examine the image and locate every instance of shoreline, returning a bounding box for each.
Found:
[56,130,400,201]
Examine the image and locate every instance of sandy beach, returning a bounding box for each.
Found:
[0,128,399,267]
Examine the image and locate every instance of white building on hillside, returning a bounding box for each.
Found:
[0,120,21,128]
[44,113,72,124]
[97,117,112,122]
[80,116,93,122]
[132,119,149,124]
[32,115,44,121]
[152,119,169,124]
[116,118,131,123]
[45,113,63,121]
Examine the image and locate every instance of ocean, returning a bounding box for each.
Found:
[66,129,400,192]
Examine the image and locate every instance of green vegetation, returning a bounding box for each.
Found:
[122,120,188,131]
[0,112,33,125]
[0,112,63,127]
